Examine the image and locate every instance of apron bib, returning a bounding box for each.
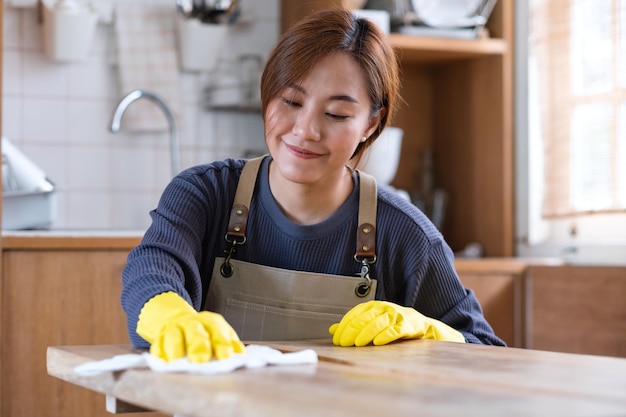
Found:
[204,156,378,341]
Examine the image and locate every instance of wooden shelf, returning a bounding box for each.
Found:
[389,33,507,64]
[1,232,141,250]
[203,104,261,112]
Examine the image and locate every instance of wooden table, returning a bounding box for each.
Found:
[47,340,626,416]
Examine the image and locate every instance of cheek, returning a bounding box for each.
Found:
[343,136,363,157]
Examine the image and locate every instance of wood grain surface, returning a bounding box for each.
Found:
[48,340,626,417]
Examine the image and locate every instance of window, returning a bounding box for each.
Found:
[517,0,626,262]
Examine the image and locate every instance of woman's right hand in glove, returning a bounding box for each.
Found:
[136,291,245,363]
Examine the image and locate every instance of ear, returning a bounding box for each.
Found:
[364,108,386,138]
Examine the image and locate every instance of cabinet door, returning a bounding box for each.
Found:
[527,265,626,357]
[1,250,166,417]
[458,273,521,347]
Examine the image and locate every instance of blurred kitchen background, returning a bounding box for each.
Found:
[3,0,276,230]
[3,0,625,264]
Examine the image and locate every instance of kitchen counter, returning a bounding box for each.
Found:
[1,230,143,250]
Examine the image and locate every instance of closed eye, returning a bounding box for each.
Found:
[282,98,301,108]
[326,113,349,121]
[281,95,349,120]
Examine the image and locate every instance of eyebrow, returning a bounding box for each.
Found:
[287,83,360,104]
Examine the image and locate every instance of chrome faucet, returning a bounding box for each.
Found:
[110,89,181,177]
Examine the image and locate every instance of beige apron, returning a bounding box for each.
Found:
[203,156,378,341]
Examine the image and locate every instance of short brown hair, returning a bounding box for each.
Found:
[260,9,400,160]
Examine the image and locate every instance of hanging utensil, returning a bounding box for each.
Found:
[191,0,204,18]
[176,0,194,18]
[198,0,239,24]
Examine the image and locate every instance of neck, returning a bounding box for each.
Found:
[268,164,354,225]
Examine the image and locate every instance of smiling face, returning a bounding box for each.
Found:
[264,52,381,187]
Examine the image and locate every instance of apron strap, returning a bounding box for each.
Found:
[227,156,378,260]
[226,156,264,241]
[356,170,377,261]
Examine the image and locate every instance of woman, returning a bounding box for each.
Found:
[121,9,505,364]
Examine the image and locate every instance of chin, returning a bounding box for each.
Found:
[275,163,318,184]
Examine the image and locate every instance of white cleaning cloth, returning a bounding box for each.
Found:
[73,345,318,377]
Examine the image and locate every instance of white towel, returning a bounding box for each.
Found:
[113,1,181,132]
[73,345,318,377]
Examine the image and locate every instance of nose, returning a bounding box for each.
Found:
[292,107,321,141]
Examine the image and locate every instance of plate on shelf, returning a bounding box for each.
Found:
[411,0,489,28]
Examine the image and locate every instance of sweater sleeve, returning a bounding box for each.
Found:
[412,239,506,346]
[120,173,217,348]
[374,190,505,346]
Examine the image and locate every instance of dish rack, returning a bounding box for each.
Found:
[2,142,57,230]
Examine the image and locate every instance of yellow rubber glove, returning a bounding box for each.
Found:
[136,292,245,363]
[329,300,466,346]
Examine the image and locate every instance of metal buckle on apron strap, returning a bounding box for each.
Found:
[354,261,374,298]
[221,203,249,278]
[221,235,243,278]
[354,221,376,297]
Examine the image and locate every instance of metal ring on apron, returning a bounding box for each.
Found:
[220,233,246,278]
[355,279,372,297]
[354,254,377,297]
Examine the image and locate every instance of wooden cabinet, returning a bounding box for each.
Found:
[526,265,626,358]
[281,1,515,256]
[0,235,165,417]
[455,259,528,347]
[454,261,626,357]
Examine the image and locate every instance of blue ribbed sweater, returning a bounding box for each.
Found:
[121,156,505,347]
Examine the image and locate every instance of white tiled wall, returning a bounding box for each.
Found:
[2,0,279,230]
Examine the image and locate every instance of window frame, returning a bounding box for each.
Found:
[515,0,626,265]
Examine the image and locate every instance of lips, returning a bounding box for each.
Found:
[286,143,322,159]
